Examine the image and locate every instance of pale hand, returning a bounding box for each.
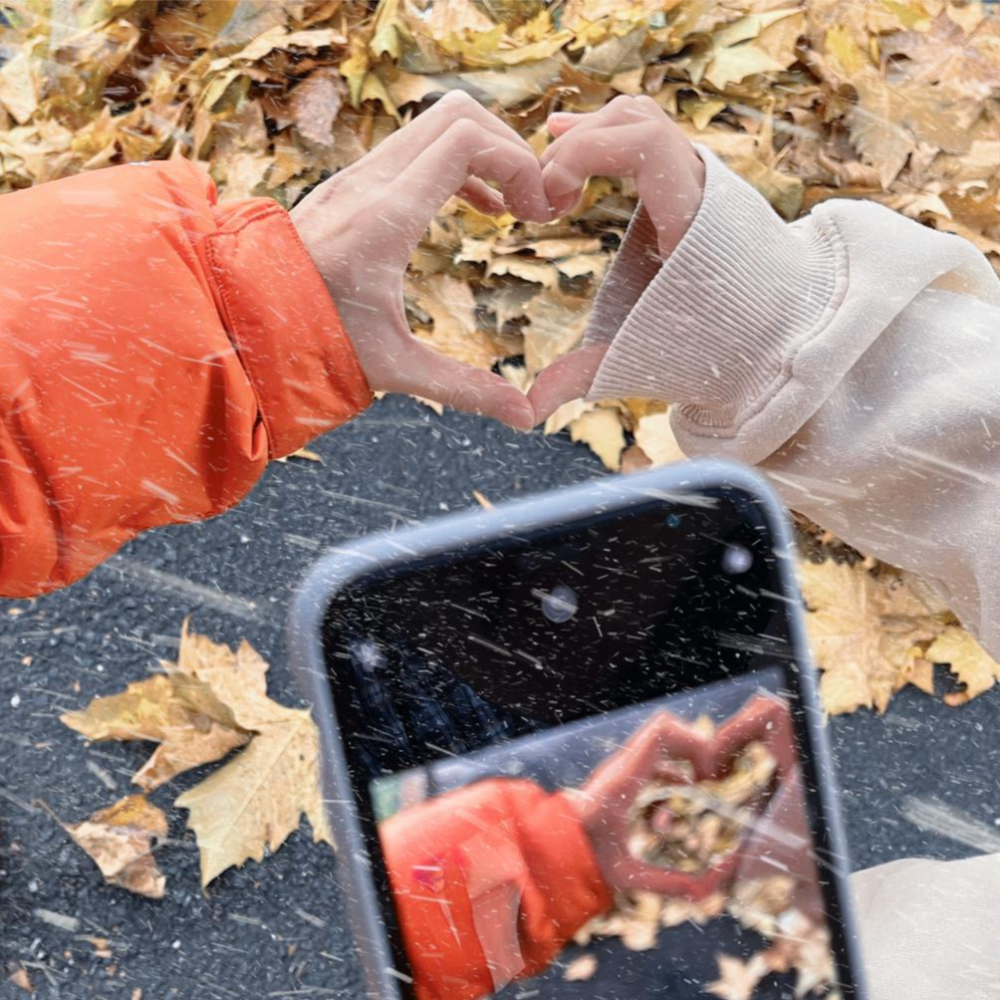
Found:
[291,91,554,432]
[529,95,707,425]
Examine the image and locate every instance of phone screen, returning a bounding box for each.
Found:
[322,491,853,1000]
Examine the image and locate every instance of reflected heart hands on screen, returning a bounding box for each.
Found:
[570,696,797,900]
[291,93,706,431]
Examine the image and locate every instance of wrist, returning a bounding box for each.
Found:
[588,146,843,452]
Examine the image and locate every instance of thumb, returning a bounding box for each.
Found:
[527,344,608,426]
[389,341,535,432]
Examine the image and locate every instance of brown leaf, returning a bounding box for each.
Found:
[170,620,289,730]
[569,408,626,471]
[7,968,34,994]
[521,291,589,376]
[59,795,169,900]
[411,273,508,369]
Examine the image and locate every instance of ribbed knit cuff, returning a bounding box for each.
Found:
[589,146,843,435]
[583,203,662,346]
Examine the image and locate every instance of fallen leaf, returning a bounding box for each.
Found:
[569,408,626,471]
[411,273,508,369]
[522,291,589,376]
[276,446,324,464]
[289,68,345,148]
[7,968,33,994]
[926,626,1000,706]
[563,954,598,981]
[64,623,334,888]
[472,489,494,510]
[634,411,686,467]
[707,953,771,1000]
[58,795,168,899]
[620,443,653,474]
[61,674,250,793]
[176,708,333,887]
[799,560,941,714]
[0,50,38,124]
[169,620,289,730]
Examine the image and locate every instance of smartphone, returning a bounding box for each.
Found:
[290,460,867,1000]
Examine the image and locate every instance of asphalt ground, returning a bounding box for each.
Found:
[3,395,1000,999]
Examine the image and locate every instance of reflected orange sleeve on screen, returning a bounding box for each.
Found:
[380,778,613,1000]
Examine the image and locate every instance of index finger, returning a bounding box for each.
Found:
[388,118,554,239]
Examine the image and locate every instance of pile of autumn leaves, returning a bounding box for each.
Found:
[57,623,330,899]
[2,0,999,477]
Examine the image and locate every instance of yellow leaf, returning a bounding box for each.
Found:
[488,256,560,287]
[340,37,370,107]
[634,412,686,466]
[799,560,940,714]
[564,954,598,981]
[176,708,333,887]
[59,795,169,899]
[545,398,595,436]
[729,157,804,220]
[569,408,626,471]
[926,626,1000,706]
[708,953,770,1000]
[61,672,250,792]
[825,23,868,76]
[411,273,508,369]
[846,76,919,189]
[276,446,324,463]
[522,291,589,376]
[370,0,411,60]
[171,620,288,730]
[0,50,38,124]
[679,95,727,132]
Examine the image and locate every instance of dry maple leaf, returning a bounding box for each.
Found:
[169,620,290,730]
[707,953,771,1000]
[925,626,1000,707]
[57,795,168,900]
[63,623,334,888]
[176,707,333,888]
[798,560,942,715]
[60,673,250,793]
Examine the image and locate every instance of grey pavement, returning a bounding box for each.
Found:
[2,396,999,998]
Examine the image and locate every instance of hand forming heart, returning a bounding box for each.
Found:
[571,695,796,899]
[291,93,705,432]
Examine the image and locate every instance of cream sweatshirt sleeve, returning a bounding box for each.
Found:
[581,146,1000,1000]
[586,145,1000,657]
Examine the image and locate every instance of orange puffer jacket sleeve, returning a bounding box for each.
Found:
[0,158,372,596]
[380,778,613,1000]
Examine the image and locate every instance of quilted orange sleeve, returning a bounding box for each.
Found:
[0,158,372,595]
